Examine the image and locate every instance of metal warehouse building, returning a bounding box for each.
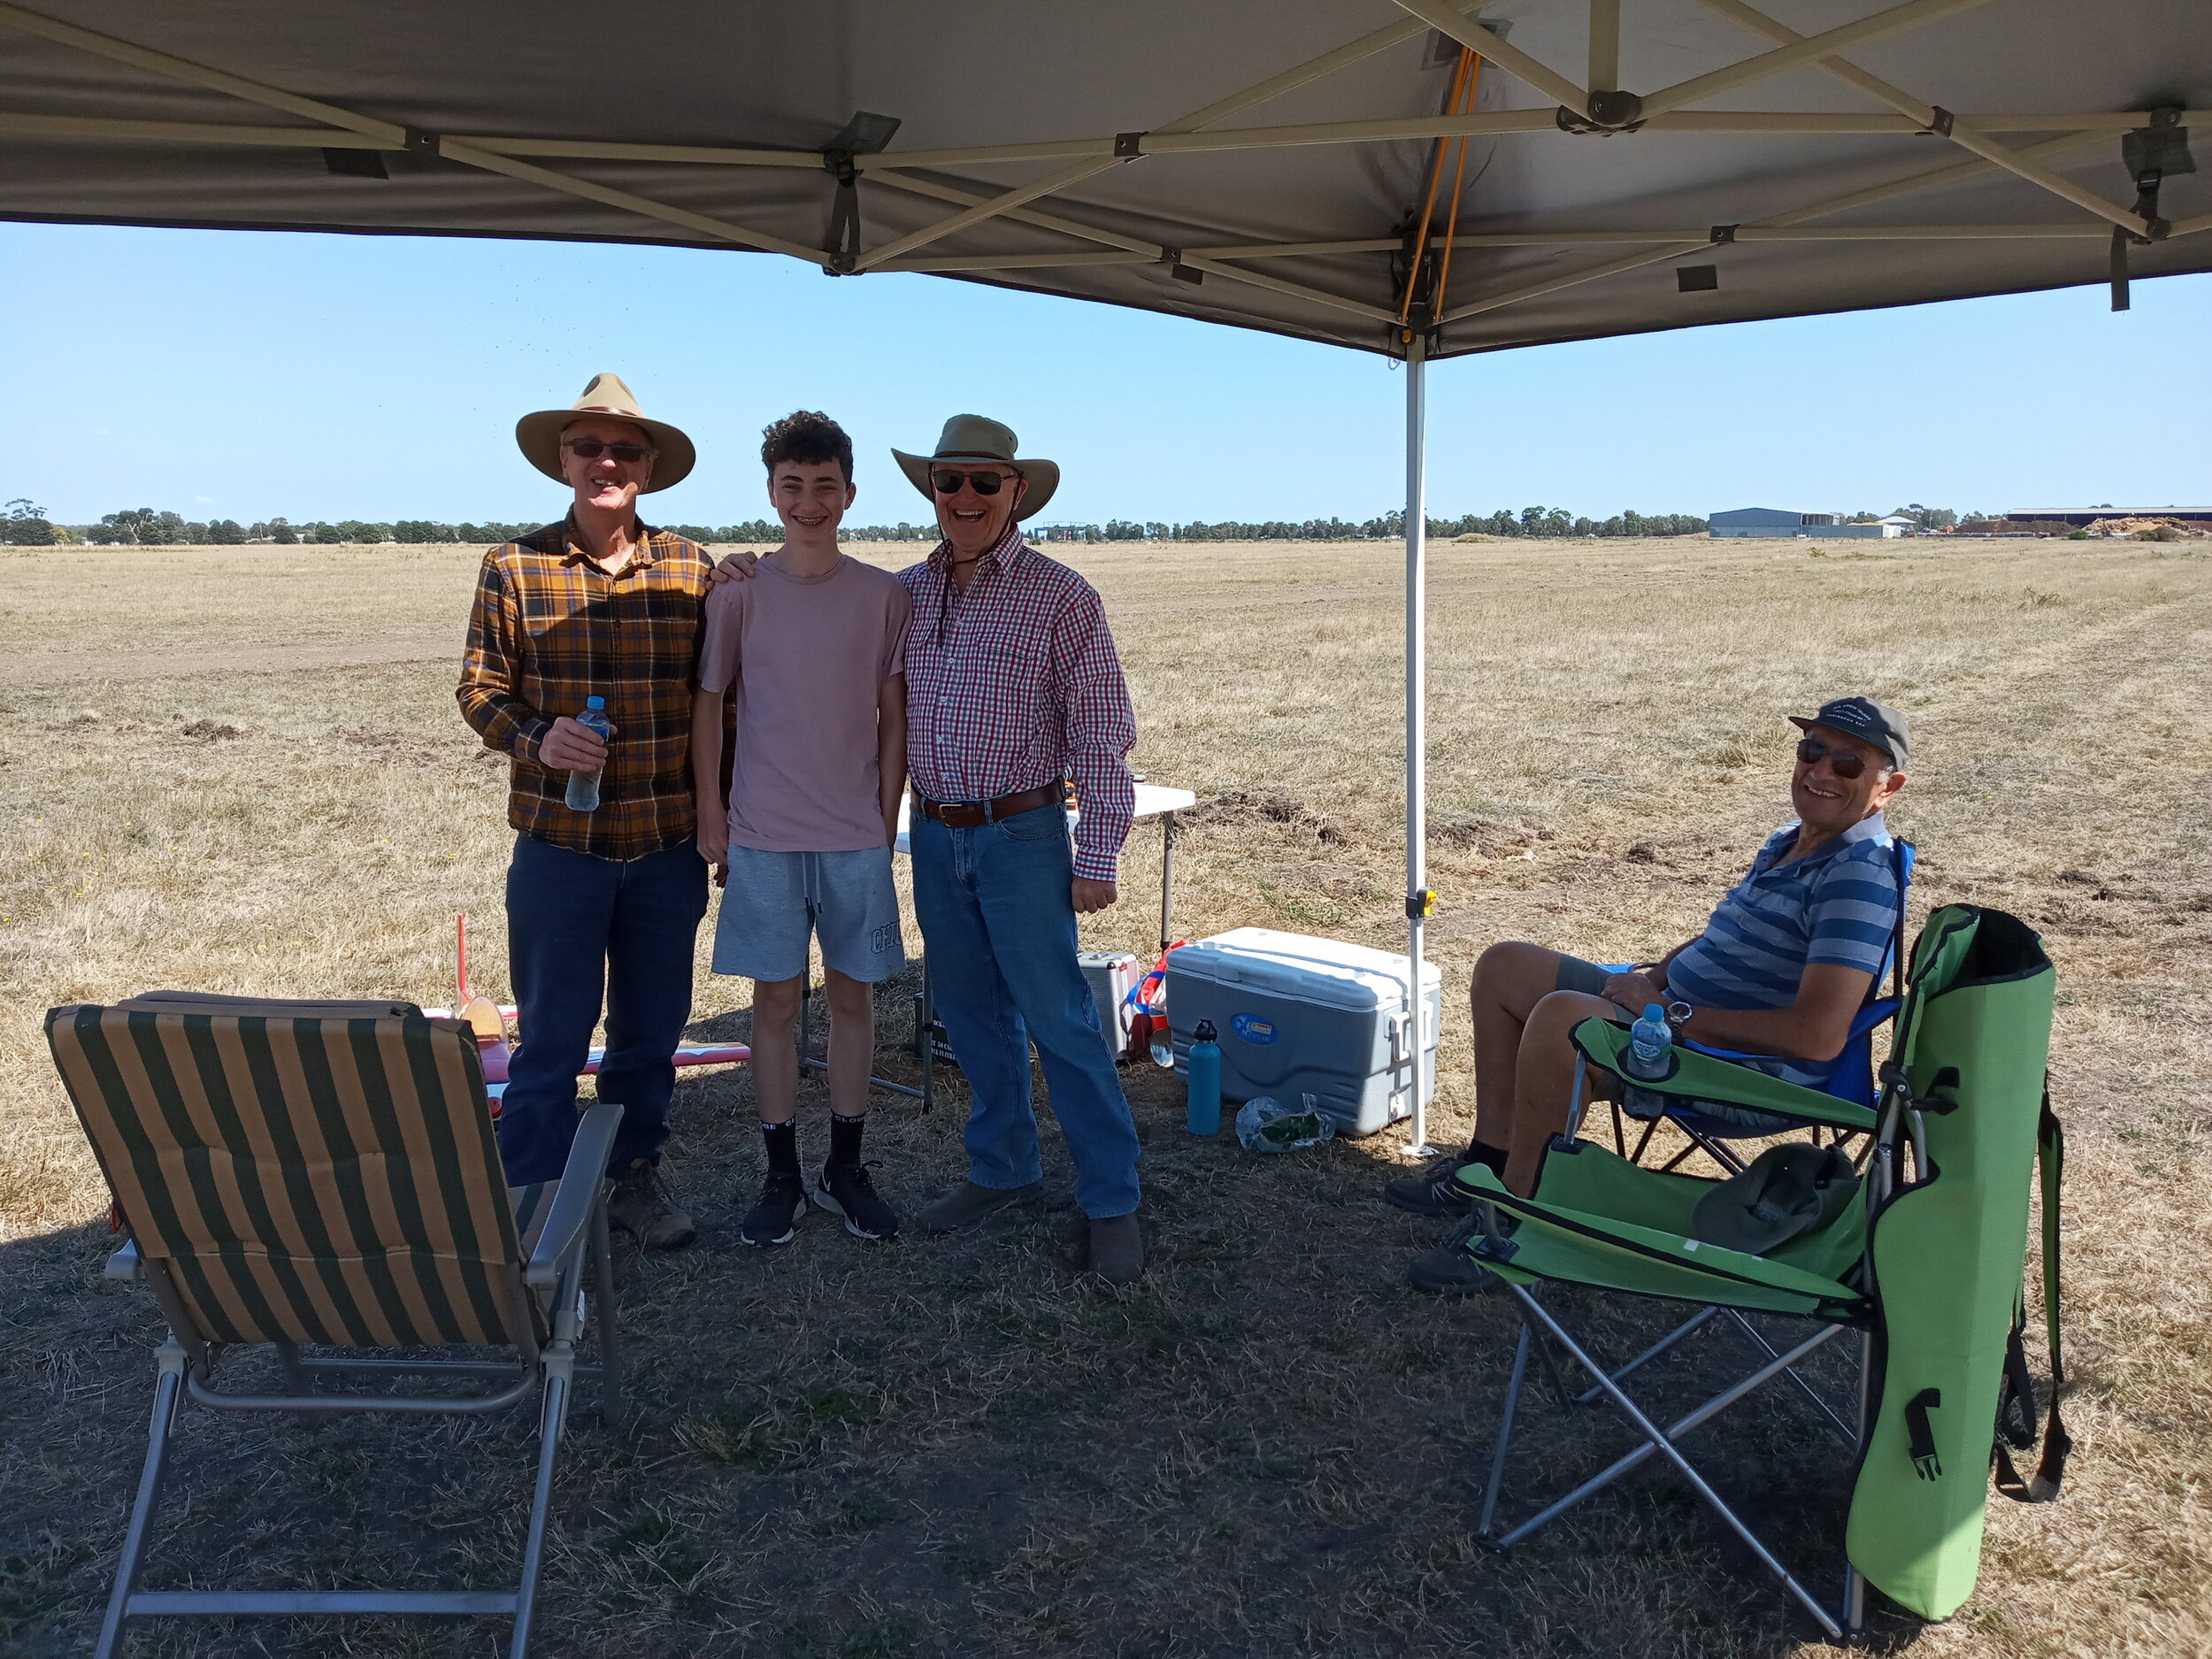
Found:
[1709,509,1903,540]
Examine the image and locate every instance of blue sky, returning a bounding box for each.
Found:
[4,220,2206,528]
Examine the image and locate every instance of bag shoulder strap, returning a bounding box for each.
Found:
[1994,1082,2070,1503]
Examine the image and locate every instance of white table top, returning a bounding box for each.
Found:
[894,782,1195,856]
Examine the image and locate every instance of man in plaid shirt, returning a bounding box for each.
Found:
[457,373,714,1249]
[895,417,1144,1282]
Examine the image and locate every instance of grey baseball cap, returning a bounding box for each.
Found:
[1790,696,1910,768]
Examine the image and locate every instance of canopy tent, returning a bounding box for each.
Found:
[6,0,2205,1154]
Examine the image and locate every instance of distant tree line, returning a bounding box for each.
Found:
[18,503,1713,549]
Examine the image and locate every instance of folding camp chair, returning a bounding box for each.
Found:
[1459,905,2065,1637]
[44,993,625,1659]
[1607,840,1916,1176]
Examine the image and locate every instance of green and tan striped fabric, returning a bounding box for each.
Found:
[47,1003,530,1349]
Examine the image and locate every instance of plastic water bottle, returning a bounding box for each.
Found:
[1623,1002,1672,1081]
[1185,1020,1222,1136]
[564,696,612,811]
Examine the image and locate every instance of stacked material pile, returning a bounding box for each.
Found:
[2084,516,2209,538]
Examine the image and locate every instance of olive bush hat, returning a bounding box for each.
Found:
[516,372,695,493]
[892,414,1058,519]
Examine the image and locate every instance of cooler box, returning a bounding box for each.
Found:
[1164,928,1442,1137]
[1078,950,1142,1062]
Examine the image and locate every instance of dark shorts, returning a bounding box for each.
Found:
[1551,951,1797,1135]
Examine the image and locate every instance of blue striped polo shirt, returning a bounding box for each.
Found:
[1667,813,1901,1087]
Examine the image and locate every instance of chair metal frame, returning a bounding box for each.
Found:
[1471,1036,1937,1642]
[87,1087,623,1659]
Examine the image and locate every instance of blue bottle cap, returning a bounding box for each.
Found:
[585,695,605,710]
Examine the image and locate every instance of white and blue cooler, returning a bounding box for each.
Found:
[1164,928,1442,1137]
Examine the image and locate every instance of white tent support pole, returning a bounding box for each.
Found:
[882,221,2139,272]
[1755,130,2109,224]
[864,168,1402,325]
[852,157,1125,270]
[2,107,2192,166]
[1394,0,1592,114]
[1402,330,1437,1160]
[1638,0,1993,121]
[1443,242,1702,323]
[434,139,828,262]
[0,2,827,261]
[0,0,398,141]
[852,2,1474,269]
[1589,0,1621,95]
[1694,0,2156,236]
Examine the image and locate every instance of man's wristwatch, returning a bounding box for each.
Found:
[1663,1001,1694,1030]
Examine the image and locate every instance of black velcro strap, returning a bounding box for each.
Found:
[1904,1387,1942,1479]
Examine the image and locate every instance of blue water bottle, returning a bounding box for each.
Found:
[565,695,613,811]
[1623,1003,1672,1081]
[1186,1019,1223,1136]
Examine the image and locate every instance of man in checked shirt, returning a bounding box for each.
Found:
[717,415,1145,1281]
[457,373,717,1250]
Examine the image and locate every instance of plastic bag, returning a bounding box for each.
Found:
[1126,942,1184,1067]
[1235,1093,1336,1154]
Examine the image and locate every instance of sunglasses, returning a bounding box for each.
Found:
[1795,738,1886,780]
[931,468,1017,496]
[565,438,653,464]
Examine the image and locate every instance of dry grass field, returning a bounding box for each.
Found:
[1,533,2207,1658]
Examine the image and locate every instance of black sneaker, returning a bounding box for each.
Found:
[814,1161,900,1240]
[1406,1216,1501,1296]
[1381,1150,1479,1217]
[741,1171,806,1248]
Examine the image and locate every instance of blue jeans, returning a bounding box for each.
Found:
[910,803,1141,1218]
[498,834,710,1184]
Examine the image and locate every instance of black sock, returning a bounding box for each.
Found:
[761,1118,800,1179]
[1460,1140,1509,1175]
[828,1111,866,1171]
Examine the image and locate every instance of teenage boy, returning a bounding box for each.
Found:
[692,411,912,1247]
[458,372,712,1250]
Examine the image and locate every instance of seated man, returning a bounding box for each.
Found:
[1386,695,1909,1294]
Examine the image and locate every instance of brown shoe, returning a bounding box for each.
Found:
[916,1179,1045,1234]
[606,1159,696,1250]
[1087,1214,1143,1285]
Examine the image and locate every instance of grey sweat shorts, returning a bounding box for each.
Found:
[712,845,907,985]
[1552,951,1796,1134]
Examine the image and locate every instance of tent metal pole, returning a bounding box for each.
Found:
[1402,329,1438,1160]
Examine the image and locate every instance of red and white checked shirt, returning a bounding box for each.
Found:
[899,526,1136,882]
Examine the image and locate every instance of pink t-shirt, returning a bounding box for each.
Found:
[697,554,911,853]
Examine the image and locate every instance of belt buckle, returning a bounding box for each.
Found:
[938,800,987,828]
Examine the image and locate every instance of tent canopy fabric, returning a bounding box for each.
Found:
[3,0,2207,360]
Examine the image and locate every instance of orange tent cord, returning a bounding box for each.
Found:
[1397,45,1474,326]
[1433,54,1483,320]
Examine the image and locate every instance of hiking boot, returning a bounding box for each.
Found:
[1406,1217,1500,1296]
[605,1159,696,1251]
[915,1179,1046,1235]
[814,1161,900,1241]
[1381,1150,1480,1217]
[1087,1214,1143,1285]
[741,1171,806,1248]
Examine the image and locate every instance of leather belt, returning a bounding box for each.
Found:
[916,782,1065,828]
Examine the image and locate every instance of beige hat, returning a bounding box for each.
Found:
[893,414,1059,520]
[515,372,695,494]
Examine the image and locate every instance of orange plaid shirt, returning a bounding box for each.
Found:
[457,517,718,860]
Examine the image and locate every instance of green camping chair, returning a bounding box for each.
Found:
[1457,906,2068,1637]
[44,993,625,1659]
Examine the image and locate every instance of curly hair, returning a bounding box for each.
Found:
[760,410,854,484]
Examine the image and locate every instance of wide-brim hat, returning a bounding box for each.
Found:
[516,372,695,494]
[893,414,1058,520]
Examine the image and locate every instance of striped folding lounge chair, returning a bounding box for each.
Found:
[1458,906,2067,1638]
[44,991,626,1659]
